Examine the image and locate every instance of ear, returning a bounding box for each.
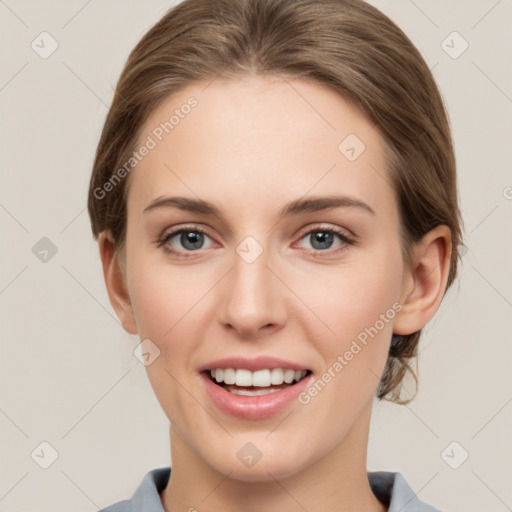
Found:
[97,231,138,335]
[393,225,452,336]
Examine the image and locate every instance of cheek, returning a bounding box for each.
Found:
[294,263,401,434]
[301,250,402,336]
[127,249,200,335]
[126,259,214,422]
[126,254,217,369]
[298,248,403,383]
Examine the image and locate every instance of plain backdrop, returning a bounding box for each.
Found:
[0,1,511,511]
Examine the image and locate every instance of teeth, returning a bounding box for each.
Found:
[235,369,253,386]
[229,388,282,396]
[283,369,295,384]
[209,368,308,387]
[223,368,236,385]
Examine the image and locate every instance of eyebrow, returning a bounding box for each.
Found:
[143,194,375,220]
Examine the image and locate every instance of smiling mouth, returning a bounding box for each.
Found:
[204,368,313,396]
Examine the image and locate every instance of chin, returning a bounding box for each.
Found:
[206,449,307,483]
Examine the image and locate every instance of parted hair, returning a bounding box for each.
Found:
[87,0,463,404]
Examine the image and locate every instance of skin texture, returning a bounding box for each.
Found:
[98,74,451,512]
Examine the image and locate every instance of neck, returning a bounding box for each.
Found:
[160,403,386,512]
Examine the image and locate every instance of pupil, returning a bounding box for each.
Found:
[311,231,333,250]
[182,231,203,250]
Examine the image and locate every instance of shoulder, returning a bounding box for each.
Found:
[100,467,171,512]
[101,500,131,512]
[368,471,442,512]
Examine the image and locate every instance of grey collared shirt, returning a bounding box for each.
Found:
[101,467,442,511]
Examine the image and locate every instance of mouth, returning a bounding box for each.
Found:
[202,368,313,396]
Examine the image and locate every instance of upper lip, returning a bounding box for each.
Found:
[198,356,310,373]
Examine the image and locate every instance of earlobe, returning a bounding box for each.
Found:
[97,231,138,335]
[393,225,452,336]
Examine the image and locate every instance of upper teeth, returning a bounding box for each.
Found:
[210,368,307,387]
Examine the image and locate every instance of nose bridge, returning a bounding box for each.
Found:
[219,237,286,336]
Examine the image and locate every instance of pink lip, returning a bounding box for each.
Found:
[200,371,313,420]
[198,356,310,372]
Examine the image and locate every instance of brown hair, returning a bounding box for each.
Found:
[87,0,463,404]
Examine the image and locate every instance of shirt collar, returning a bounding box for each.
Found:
[128,467,441,512]
[368,471,442,511]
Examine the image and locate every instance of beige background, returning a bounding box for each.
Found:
[1,1,511,511]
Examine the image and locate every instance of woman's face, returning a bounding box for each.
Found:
[121,75,408,480]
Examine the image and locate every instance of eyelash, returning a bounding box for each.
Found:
[156,224,355,258]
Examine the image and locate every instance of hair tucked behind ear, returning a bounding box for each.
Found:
[377,334,419,404]
[87,0,463,404]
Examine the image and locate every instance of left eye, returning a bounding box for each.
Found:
[297,228,353,252]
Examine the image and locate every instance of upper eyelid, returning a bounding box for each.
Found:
[160,224,354,250]
[160,225,215,244]
[161,223,351,238]
[295,223,355,239]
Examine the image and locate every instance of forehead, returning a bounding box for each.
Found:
[128,74,394,218]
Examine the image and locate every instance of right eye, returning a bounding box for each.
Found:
[157,226,217,257]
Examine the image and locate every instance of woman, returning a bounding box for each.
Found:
[88,0,462,510]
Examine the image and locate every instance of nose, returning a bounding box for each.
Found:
[218,246,288,339]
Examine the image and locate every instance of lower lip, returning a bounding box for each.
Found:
[200,372,313,420]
